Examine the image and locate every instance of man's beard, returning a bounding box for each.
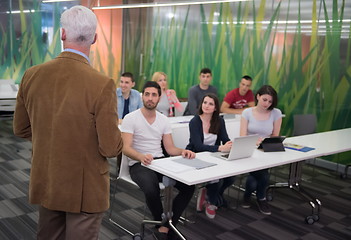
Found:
[144,101,157,110]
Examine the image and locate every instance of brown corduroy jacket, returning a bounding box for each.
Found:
[13,52,123,213]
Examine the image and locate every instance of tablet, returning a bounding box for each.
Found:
[258,136,286,152]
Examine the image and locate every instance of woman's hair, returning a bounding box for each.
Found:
[151,72,168,90]
[60,6,97,47]
[198,93,221,134]
[255,85,278,110]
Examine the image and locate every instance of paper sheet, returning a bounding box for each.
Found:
[151,157,217,173]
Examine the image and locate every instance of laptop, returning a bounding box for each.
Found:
[213,134,259,160]
[258,136,286,152]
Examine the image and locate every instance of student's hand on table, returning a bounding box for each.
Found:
[141,154,154,165]
[257,137,264,146]
[181,150,196,159]
[219,141,232,152]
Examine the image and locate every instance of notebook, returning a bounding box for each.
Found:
[258,136,286,152]
[213,134,259,160]
[283,143,315,152]
[172,157,217,169]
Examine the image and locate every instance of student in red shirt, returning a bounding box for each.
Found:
[220,75,255,114]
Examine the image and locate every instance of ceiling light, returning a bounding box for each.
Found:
[207,19,351,25]
[6,9,37,14]
[93,0,250,10]
[42,0,78,3]
[167,13,175,19]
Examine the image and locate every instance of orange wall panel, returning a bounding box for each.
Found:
[83,0,123,82]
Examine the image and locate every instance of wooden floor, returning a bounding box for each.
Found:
[1,119,351,240]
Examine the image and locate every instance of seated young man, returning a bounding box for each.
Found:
[121,81,195,240]
[220,75,255,114]
[183,68,218,115]
[116,72,142,123]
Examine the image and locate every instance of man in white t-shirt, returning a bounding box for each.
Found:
[121,81,195,240]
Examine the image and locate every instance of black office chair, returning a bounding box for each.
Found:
[293,114,317,136]
[293,114,318,179]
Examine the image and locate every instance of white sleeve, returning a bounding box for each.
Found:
[120,113,135,133]
[157,112,172,135]
[164,118,172,135]
[272,108,282,121]
[242,108,250,120]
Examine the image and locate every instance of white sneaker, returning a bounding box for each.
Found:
[205,203,217,219]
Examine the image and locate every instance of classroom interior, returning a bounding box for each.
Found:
[1,0,351,239]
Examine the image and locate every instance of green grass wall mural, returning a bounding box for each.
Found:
[124,0,350,163]
[0,0,350,163]
[0,0,62,84]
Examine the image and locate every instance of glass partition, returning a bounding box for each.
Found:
[1,0,350,163]
[118,0,351,163]
[0,0,79,82]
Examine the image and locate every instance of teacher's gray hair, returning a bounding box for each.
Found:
[60,5,97,46]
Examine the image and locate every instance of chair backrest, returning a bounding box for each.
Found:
[119,154,139,187]
[174,102,188,116]
[293,114,317,136]
[119,154,165,189]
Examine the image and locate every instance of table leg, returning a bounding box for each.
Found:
[266,161,322,224]
[141,177,187,239]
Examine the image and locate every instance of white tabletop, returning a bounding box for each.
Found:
[283,128,351,156]
[0,80,18,112]
[148,128,351,186]
[0,80,18,99]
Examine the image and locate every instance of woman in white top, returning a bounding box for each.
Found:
[240,85,282,215]
[152,72,183,117]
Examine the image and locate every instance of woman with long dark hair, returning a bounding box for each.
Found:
[186,93,234,219]
[240,85,282,215]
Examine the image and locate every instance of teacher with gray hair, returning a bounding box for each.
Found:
[13,5,123,239]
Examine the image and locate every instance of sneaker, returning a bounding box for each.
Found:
[205,203,217,219]
[196,187,207,212]
[241,196,251,208]
[257,199,271,215]
[152,230,168,240]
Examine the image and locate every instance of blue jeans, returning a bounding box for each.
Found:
[130,163,195,226]
[244,169,269,200]
[206,176,235,206]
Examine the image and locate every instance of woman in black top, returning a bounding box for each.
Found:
[186,93,234,219]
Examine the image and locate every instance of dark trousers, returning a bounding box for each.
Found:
[37,206,104,240]
[130,163,195,226]
[206,176,235,206]
[244,169,270,200]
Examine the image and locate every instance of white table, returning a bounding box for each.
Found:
[0,80,18,118]
[148,128,351,226]
[153,128,351,184]
[267,128,351,223]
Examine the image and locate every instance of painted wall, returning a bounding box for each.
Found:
[89,0,123,82]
